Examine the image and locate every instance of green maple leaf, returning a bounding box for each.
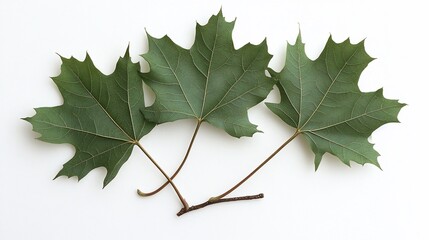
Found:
[141,10,275,137]
[267,33,405,169]
[24,49,155,187]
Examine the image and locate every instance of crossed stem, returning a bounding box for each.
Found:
[137,120,202,197]
[137,120,301,216]
[135,142,189,210]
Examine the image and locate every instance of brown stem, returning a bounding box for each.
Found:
[136,142,189,210]
[177,193,264,216]
[177,131,301,215]
[137,120,202,197]
[213,131,300,200]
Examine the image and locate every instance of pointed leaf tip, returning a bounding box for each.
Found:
[218,7,223,17]
[56,53,68,63]
[85,51,91,61]
[53,171,62,180]
[297,28,302,41]
[374,161,382,170]
[314,154,322,171]
[124,44,131,58]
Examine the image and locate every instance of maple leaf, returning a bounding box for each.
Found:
[24,49,155,187]
[267,33,405,169]
[141,10,275,137]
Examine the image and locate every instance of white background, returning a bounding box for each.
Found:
[1,0,427,239]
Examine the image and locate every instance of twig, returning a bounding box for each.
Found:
[177,193,264,216]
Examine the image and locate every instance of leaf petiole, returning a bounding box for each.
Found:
[135,142,189,210]
[137,119,202,197]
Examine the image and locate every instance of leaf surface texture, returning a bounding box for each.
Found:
[25,50,155,186]
[142,11,275,137]
[267,33,405,168]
